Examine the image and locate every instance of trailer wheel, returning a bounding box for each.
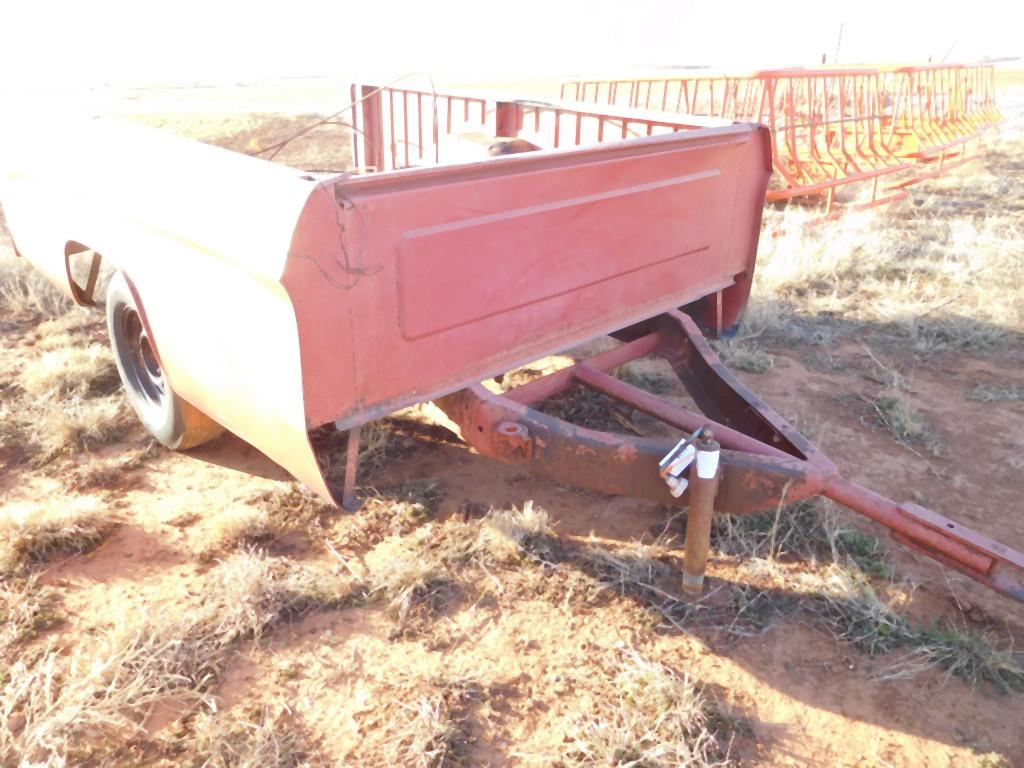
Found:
[106,272,224,450]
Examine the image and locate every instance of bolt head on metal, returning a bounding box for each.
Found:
[497,421,529,439]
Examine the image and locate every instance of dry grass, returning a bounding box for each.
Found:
[0,577,62,655]
[185,707,313,768]
[361,518,480,630]
[807,565,1024,693]
[867,390,941,455]
[358,502,554,631]
[17,343,121,399]
[67,442,160,491]
[853,349,944,454]
[967,383,1024,402]
[539,385,637,432]
[614,362,674,393]
[0,497,117,576]
[328,479,445,553]
[195,505,275,561]
[310,418,421,487]
[562,649,735,767]
[0,254,72,318]
[381,679,480,768]
[711,503,1024,691]
[31,394,135,461]
[582,539,673,596]
[749,129,1024,356]
[478,500,553,562]
[0,552,358,766]
[710,339,774,373]
[0,266,134,467]
[367,541,459,630]
[712,500,888,577]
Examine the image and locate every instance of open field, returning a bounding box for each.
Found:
[1,77,1023,766]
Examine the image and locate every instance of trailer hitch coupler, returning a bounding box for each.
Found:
[683,430,721,595]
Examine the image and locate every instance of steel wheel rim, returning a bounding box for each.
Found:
[116,305,165,409]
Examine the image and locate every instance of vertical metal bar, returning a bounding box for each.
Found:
[342,425,363,512]
[388,89,397,170]
[417,92,424,163]
[350,84,362,168]
[402,90,410,167]
[495,101,521,138]
[360,85,384,172]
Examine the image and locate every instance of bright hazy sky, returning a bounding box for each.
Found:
[2,0,1021,87]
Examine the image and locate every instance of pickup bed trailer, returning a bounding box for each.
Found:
[1,85,1021,605]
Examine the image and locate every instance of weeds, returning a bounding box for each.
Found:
[0,256,72,317]
[329,479,445,553]
[1,391,134,467]
[195,505,275,561]
[0,552,359,765]
[17,343,121,399]
[0,577,62,654]
[67,442,160,492]
[808,565,1024,692]
[185,707,314,768]
[968,383,1024,402]
[0,498,117,575]
[712,500,887,576]
[868,391,940,454]
[710,340,774,373]
[478,500,553,562]
[710,503,1024,690]
[384,679,480,768]
[563,649,735,767]
[614,363,674,393]
[255,482,337,530]
[310,418,419,487]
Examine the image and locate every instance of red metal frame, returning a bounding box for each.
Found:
[435,310,1024,604]
[562,69,910,218]
[348,84,736,173]
[561,64,1001,218]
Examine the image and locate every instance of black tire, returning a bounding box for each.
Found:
[106,272,224,450]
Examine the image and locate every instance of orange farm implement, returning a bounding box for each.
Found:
[1,82,1020,605]
[561,63,1001,219]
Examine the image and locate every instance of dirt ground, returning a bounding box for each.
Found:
[1,78,1023,767]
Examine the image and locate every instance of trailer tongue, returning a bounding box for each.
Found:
[434,309,1024,604]
[1,84,1020,606]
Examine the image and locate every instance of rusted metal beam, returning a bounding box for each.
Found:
[823,476,1024,603]
[572,362,791,460]
[504,331,664,406]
